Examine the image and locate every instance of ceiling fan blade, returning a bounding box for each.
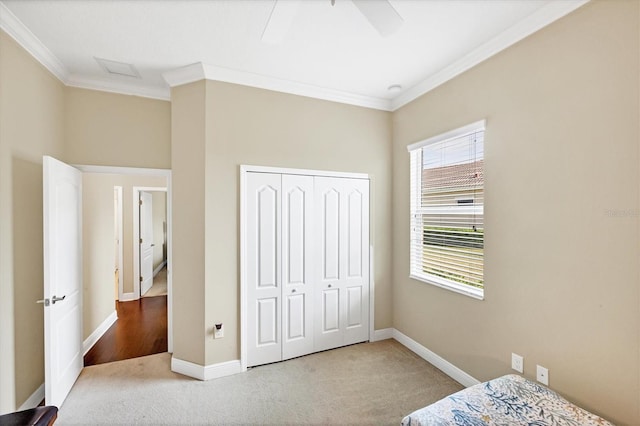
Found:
[352,0,403,37]
[261,0,302,44]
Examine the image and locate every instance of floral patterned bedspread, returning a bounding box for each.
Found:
[401,374,613,426]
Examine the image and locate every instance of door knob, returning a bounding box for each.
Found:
[36,295,65,306]
[51,295,66,304]
[291,289,296,293]
[328,284,332,288]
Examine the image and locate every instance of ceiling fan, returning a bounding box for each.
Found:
[262,0,404,44]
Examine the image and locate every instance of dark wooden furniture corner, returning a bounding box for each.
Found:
[0,406,58,426]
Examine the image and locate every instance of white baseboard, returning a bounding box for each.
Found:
[119,292,137,302]
[171,357,243,381]
[392,329,480,388]
[171,357,204,380]
[168,328,476,388]
[372,328,394,342]
[18,383,44,410]
[153,260,167,277]
[83,310,118,356]
[204,360,243,380]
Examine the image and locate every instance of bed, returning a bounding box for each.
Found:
[401,374,613,426]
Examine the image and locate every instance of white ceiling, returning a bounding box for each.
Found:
[0,0,587,110]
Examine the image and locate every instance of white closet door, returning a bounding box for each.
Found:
[281,174,314,360]
[314,177,369,352]
[246,172,282,367]
[343,178,370,345]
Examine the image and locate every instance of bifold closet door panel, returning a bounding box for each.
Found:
[343,177,370,346]
[246,172,282,367]
[281,174,315,361]
[313,177,370,352]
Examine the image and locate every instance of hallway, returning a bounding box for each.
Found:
[142,266,167,298]
[84,296,167,366]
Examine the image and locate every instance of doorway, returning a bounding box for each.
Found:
[76,165,173,357]
[134,188,168,299]
[43,158,174,405]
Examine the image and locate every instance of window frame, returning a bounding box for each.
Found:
[407,120,486,300]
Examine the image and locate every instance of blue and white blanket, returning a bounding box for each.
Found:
[401,374,613,426]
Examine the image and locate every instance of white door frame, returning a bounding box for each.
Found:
[114,186,124,300]
[133,186,167,298]
[240,164,374,371]
[74,165,173,353]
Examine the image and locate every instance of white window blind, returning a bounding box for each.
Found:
[408,121,485,299]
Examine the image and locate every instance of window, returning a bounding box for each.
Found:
[408,121,485,299]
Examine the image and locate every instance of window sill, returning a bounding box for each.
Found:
[409,273,484,300]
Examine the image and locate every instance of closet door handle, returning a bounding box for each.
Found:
[328,284,332,288]
[291,289,296,293]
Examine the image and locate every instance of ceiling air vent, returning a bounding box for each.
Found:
[95,57,141,78]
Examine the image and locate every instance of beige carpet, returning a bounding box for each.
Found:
[143,266,167,298]
[56,339,463,425]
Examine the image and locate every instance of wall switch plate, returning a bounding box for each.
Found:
[511,353,524,373]
[214,324,224,339]
[536,365,549,385]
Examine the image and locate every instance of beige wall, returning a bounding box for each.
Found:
[0,31,66,411]
[64,87,171,169]
[391,2,639,424]
[200,81,393,365]
[171,81,207,365]
[151,191,167,270]
[82,174,118,336]
[82,173,167,338]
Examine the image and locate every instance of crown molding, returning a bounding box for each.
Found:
[2,0,588,111]
[66,74,171,101]
[391,0,590,111]
[163,62,393,111]
[162,62,206,88]
[0,2,68,81]
[202,63,393,111]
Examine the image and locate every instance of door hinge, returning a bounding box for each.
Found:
[139,199,143,206]
[139,276,143,282]
[139,238,143,244]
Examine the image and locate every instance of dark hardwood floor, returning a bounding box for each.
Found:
[84,296,167,366]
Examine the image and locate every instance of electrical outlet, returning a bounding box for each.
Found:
[214,323,224,339]
[511,353,524,373]
[536,365,549,385]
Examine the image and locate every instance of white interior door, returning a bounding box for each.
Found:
[246,172,282,367]
[43,155,83,408]
[139,191,154,296]
[314,177,369,352]
[281,174,314,360]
